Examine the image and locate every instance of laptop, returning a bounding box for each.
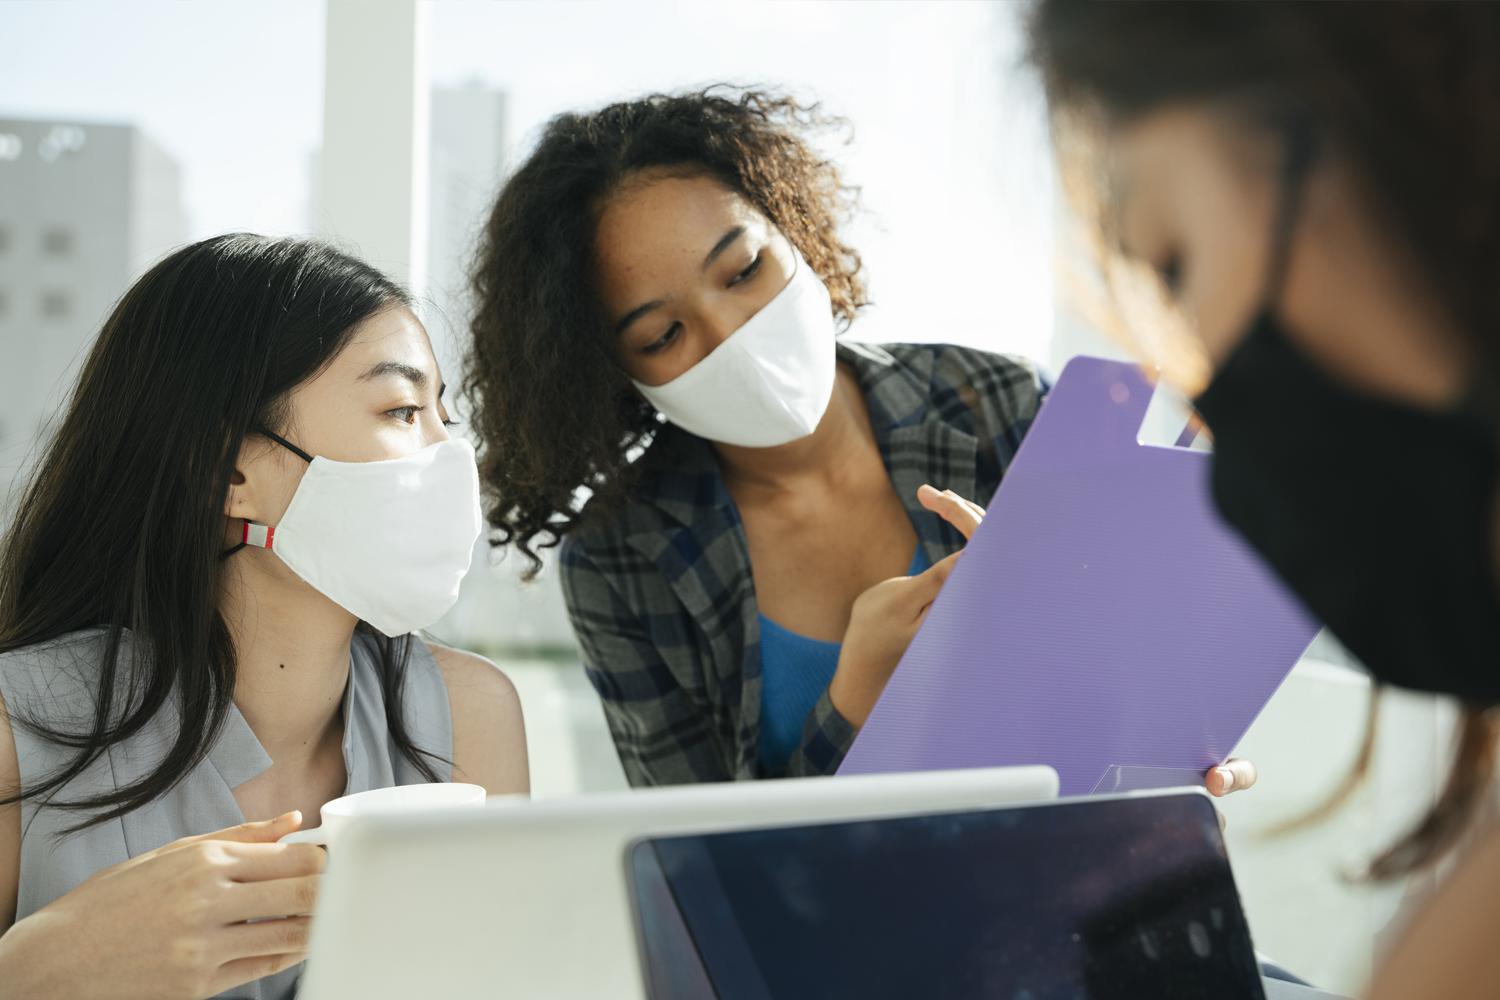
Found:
[295,765,1058,1000]
[627,789,1348,1000]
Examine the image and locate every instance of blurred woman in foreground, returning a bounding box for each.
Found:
[1029,3,1500,997]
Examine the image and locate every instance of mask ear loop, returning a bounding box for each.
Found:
[257,427,315,465]
[219,427,314,559]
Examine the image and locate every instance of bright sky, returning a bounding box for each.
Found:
[0,0,325,238]
[0,0,1055,362]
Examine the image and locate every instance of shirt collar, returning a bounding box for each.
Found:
[208,660,359,793]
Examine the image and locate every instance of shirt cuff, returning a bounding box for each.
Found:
[787,687,859,776]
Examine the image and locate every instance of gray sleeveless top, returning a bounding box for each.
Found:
[0,627,453,1000]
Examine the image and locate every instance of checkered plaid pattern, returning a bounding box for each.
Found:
[561,342,1049,785]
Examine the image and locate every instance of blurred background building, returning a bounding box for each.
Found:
[0,117,188,498]
[0,2,1455,990]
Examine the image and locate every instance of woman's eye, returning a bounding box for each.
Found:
[729,253,764,288]
[642,322,682,356]
[386,405,422,424]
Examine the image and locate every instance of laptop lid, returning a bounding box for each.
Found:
[296,766,1058,1000]
[628,790,1266,1000]
[841,357,1321,794]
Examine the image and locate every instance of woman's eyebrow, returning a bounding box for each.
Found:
[701,225,745,271]
[358,360,430,388]
[614,226,748,337]
[614,299,664,337]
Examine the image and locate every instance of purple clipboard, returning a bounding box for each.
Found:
[840,356,1320,795]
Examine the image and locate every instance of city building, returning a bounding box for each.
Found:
[0,116,187,508]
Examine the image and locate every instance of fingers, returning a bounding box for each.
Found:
[909,550,961,600]
[1224,757,1258,792]
[131,812,304,867]
[1205,758,1258,797]
[955,492,987,522]
[899,551,962,625]
[917,483,986,521]
[186,811,305,846]
[224,842,327,883]
[917,484,986,540]
[222,874,323,923]
[209,920,312,994]
[852,547,960,631]
[222,914,314,960]
[209,951,308,998]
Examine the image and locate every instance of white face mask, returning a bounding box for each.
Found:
[631,249,837,448]
[236,433,483,637]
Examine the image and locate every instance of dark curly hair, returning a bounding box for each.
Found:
[463,87,867,578]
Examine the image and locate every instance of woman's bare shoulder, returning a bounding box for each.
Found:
[1367,823,1500,1000]
[423,642,530,798]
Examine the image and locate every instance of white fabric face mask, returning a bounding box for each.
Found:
[235,433,483,637]
[631,249,837,448]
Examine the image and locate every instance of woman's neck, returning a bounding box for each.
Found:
[218,554,357,768]
[713,362,877,500]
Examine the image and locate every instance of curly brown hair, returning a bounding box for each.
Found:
[464,87,867,578]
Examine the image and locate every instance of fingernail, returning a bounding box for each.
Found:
[1216,768,1233,788]
[285,810,302,824]
[918,484,938,498]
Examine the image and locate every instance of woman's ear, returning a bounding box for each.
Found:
[225,468,249,519]
[225,436,283,522]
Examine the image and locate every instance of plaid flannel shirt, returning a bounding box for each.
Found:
[560,342,1048,786]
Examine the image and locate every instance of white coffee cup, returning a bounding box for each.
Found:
[279,782,487,848]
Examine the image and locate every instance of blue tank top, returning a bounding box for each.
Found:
[757,545,932,774]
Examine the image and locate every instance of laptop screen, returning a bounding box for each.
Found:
[628,792,1265,1000]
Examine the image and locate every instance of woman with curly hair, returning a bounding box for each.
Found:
[464,87,1255,791]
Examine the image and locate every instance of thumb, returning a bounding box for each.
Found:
[197,810,305,845]
[909,550,961,603]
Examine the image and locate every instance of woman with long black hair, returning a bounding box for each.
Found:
[0,234,528,999]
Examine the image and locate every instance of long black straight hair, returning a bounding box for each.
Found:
[0,233,444,833]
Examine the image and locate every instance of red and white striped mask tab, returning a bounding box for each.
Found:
[242,521,276,550]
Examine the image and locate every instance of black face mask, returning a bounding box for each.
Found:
[1192,138,1500,706]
